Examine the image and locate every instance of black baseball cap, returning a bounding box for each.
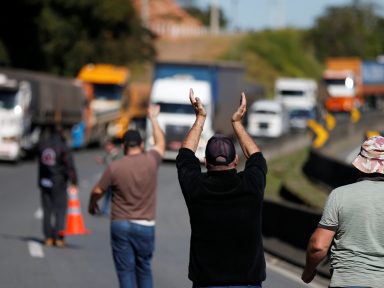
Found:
[205,134,236,166]
[123,130,143,147]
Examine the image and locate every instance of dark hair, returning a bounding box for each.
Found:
[123,130,143,148]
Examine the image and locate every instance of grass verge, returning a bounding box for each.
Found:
[266,147,330,210]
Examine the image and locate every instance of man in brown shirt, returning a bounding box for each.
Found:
[88,105,165,288]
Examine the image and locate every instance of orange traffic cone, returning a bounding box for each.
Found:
[61,186,91,236]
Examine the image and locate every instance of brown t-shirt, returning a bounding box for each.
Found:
[97,150,162,221]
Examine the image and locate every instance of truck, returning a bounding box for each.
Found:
[146,61,253,161]
[323,57,384,112]
[247,99,290,138]
[275,77,318,129]
[111,82,151,140]
[0,68,84,162]
[71,63,130,148]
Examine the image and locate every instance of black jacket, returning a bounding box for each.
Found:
[37,132,77,189]
[176,148,267,286]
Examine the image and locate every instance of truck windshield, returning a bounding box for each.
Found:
[0,89,17,109]
[279,90,304,96]
[290,109,315,118]
[324,79,347,86]
[156,102,195,114]
[253,110,278,115]
[93,84,124,101]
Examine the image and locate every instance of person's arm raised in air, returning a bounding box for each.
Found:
[231,92,261,158]
[182,89,207,152]
[148,104,166,158]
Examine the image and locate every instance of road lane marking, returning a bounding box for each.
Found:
[34,207,43,219]
[28,241,44,258]
[267,261,325,288]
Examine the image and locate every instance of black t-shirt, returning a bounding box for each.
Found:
[176,148,267,286]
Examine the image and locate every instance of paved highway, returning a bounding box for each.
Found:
[0,148,328,288]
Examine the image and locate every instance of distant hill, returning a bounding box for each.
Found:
[155,34,244,62]
[153,30,323,97]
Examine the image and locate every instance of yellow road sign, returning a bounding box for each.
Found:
[307,119,329,149]
[350,107,361,123]
[324,112,336,130]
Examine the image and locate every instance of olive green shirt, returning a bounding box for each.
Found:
[319,180,384,288]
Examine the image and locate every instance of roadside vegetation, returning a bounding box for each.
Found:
[265,147,330,210]
[222,29,323,97]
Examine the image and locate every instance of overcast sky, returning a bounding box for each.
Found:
[179,0,384,31]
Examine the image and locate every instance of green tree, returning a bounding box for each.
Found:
[0,0,155,76]
[308,0,384,60]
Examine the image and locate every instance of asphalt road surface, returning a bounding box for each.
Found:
[0,148,328,288]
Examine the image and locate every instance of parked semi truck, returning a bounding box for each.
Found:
[71,63,130,148]
[146,61,251,161]
[275,77,318,129]
[323,57,384,112]
[0,68,84,162]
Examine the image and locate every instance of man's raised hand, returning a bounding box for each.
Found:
[147,104,160,119]
[232,92,247,123]
[189,88,207,117]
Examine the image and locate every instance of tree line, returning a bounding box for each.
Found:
[0,0,155,76]
[0,0,383,77]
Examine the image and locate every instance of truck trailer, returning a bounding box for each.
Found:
[146,61,251,161]
[323,57,384,112]
[0,68,84,162]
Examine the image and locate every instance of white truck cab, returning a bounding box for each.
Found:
[247,99,289,138]
[146,77,214,161]
[275,78,318,129]
[0,74,32,162]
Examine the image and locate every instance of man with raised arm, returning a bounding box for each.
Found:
[88,105,165,288]
[176,89,268,288]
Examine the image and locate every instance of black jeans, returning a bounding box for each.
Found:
[41,185,68,240]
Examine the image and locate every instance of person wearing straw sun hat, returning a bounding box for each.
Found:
[302,136,384,288]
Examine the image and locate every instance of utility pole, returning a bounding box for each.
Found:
[141,0,149,28]
[210,0,220,35]
[231,0,238,31]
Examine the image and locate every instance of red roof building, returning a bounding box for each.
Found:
[133,0,206,38]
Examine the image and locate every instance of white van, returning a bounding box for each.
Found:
[247,99,290,138]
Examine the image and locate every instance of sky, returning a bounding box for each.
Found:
[180,0,384,31]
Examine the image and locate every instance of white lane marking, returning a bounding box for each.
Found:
[34,207,43,219]
[28,241,44,258]
[267,261,325,288]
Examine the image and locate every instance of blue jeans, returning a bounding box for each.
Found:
[111,220,155,288]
